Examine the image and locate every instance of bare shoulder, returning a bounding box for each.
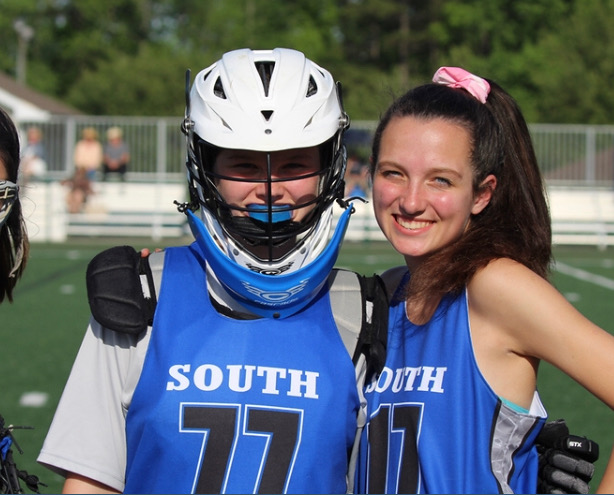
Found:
[468,257,589,359]
[467,258,564,343]
[469,258,550,307]
[474,257,541,280]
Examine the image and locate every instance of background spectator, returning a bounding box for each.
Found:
[102,127,130,182]
[20,126,47,183]
[61,167,95,214]
[73,127,103,181]
[344,153,369,199]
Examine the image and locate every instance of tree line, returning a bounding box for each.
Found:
[2,0,614,123]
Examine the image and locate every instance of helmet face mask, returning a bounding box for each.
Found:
[182,47,352,317]
[190,136,344,263]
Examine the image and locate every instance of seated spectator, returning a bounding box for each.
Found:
[74,127,103,181]
[20,126,47,183]
[102,127,130,182]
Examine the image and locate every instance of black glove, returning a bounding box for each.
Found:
[536,419,599,494]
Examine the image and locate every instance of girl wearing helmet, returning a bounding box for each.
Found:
[39,48,369,494]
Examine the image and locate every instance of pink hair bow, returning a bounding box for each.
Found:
[432,67,490,103]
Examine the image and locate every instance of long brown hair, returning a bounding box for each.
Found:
[371,81,552,322]
[0,107,29,302]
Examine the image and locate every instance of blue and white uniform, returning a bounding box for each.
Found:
[123,244,359,494]
[356,272,547,494]
[38,243,362,494]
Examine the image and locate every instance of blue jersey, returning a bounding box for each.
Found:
[124,243,360,494]
[356,274,546,494]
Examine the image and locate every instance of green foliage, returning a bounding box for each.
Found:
[528,0,614,123]
[334,63,399,121]
[3,0,614,122]
[66,43,194,116]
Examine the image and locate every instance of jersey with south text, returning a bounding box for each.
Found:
[123,243,360,494]
[356,274,547,494]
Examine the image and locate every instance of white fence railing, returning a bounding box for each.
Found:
[14,117,614,186]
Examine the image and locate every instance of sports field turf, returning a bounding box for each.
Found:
[2,239,613,493]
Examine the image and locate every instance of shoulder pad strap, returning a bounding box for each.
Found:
[329,268,390,380]
[353,273,389,381]
[86,245,157,335]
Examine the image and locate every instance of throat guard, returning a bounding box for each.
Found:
[186,205,354,319]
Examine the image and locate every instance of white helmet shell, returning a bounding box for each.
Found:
[189,48,347,151]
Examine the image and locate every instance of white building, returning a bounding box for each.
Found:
[0,71,80,123]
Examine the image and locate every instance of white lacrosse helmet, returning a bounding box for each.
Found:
[181,47,352,318]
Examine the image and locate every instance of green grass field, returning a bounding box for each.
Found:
[2,239,614,493]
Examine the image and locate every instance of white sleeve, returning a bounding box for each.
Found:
[37,317,150,493]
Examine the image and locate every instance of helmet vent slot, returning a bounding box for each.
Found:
[213,77,226,99]
[306,76,318,97]
[255,61,275,97]
[261,110,273,121]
